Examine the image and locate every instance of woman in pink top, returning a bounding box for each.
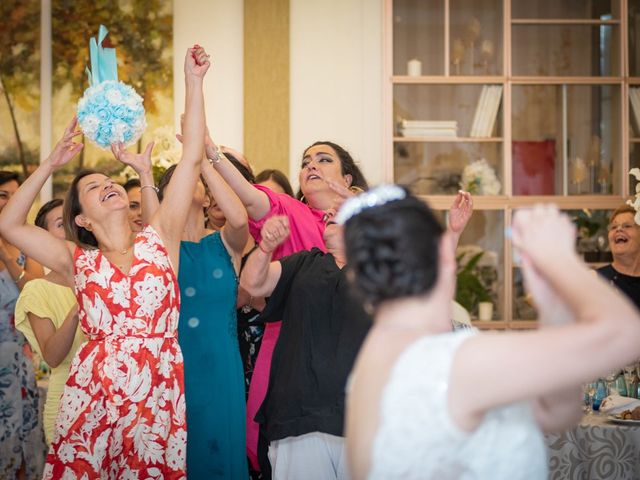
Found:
[207,136,368,474]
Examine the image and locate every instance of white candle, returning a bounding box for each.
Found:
[407,58,422,77]
[478,301,494,321]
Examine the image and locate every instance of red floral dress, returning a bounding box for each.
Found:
[43,226,186,480]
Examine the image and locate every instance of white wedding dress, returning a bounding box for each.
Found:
[368,330,547,479]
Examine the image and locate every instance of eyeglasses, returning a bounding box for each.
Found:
[608,223,637,232]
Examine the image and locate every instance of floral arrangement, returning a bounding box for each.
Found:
[76,25,146,149]
[77,81,146,149]
[460,158,501,195]
[628,168,640,225]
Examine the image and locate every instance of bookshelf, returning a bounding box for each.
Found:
[384,0,632,329]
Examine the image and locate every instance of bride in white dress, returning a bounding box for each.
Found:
[338,186,640,480]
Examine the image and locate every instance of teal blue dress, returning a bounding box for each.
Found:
[178,232,248,479]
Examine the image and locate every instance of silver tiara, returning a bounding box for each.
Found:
[335,184,407,224]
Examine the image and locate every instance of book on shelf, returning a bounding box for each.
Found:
[630,88,640,137]
[399,119,458,138]
[470,85,503,138]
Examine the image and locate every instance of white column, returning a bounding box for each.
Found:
[40,0,52,201]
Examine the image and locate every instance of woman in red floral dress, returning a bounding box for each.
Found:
[0,46,211,479]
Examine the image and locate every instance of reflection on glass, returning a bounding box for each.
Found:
[512,25,618,77]
[392,0,444,76]
[394,84,503,138]
[450,0,502,75]
[512,0,615,20]
[630,0,640,76]
[395,142,502,195]
[512,85,621,195]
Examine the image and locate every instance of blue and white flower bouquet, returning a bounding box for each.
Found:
[77,26,146,149]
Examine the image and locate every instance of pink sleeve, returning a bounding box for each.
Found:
[248,184,326,258]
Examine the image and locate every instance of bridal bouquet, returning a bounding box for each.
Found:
[77,25,146,149]
[460,158,501,195]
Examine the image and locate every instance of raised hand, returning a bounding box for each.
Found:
[520,253,573,326]
[260,215,290,253]
[326,179,362,211]
[48,117,83,170]
[448,190,473,234]
[111,141,154,175]
[512,205,577,270]
[184,45,210,79]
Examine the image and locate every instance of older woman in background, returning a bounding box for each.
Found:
[597,204,640,309]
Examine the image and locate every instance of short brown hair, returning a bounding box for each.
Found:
[609,204,637,225]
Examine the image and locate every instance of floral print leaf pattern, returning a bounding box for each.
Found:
[44,225,186,479]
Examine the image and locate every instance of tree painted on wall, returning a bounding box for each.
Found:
[52,0,173,173]
[0,0,40,178]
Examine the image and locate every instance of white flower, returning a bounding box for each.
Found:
[133,273,168,318]
[460,158,501,195]
[166,428,187,470]
[105,88,123,104]
[109,278,130,308]
[58,441,76,463]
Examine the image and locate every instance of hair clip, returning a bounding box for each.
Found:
[335,184,406,224]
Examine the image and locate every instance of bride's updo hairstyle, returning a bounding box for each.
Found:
[337,185,444,310]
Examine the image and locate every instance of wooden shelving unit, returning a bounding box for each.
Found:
[385,0,634,329]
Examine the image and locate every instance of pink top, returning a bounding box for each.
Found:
[246,184,327,470]
[248,184,327,258]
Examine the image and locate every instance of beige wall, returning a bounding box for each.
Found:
[173,0,384,186]
[244,0,290,175]
[173,0,244,151]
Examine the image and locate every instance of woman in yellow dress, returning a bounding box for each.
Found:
[14,198,86,443]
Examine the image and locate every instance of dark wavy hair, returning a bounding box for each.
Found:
[255,169,294,197]
[63,169,101,249]
[35,198,64,230]
[297,141,368,200]
[343,187,444,310]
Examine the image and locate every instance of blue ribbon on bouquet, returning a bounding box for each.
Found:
[85,25,118,86]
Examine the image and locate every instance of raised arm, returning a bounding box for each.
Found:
[447,190,473,248]
[450,206,640,433]
[205,133,270,220]
[28,304,79,368]
[0,118,82,283]
[111,141,159,225]
[150,46,209,261]
[200,157,248,262]
[239,215,289,297]
[176,121,269,220]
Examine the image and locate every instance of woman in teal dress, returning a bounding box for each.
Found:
[158,153,249,479]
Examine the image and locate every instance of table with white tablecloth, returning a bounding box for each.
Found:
[546,414,640,480]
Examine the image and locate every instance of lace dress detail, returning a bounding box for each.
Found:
[43,225,186,480]
[369,330,547,480]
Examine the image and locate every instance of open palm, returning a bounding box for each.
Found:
[49,117,83,169]
[111,142,154,175]
[449,190,473,234]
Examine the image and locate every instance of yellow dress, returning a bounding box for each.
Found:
[14,278,85,444]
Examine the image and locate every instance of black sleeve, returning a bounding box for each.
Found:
[259,249,315,323]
